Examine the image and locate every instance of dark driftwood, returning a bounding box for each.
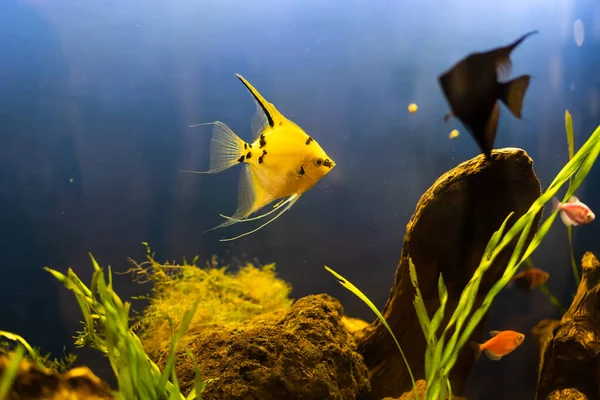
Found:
[357,148,542,399]
[532,252,600,400]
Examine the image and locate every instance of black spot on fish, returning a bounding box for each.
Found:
[238,155,245,163]
[248,143,253,149]
[323,159,333,168]
[246,152,252,159]
[437,30,537,159]
[299,165,305,175]
[259,134,267,148]
[279,121,283,126]
[305,137,314,145]
[244,143,248,150]
[258,150,266,164]
[258,150,267,164]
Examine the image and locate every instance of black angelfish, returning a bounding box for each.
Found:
[438,31,538,159]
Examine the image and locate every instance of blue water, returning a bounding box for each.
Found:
[1,0,599,398]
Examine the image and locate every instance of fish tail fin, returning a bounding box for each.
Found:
[470,341,482,361]
[499,75,531,119]
[185,121,247,174]
[552,197,574,226]
[551,196,562,213]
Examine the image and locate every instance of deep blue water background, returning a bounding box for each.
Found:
[1,0,600,398]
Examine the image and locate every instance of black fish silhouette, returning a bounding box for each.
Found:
[438,31,537,159]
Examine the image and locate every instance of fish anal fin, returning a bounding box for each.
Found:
[489,330,501,337]
[483,349,503,361]
[481,101,500,158]
[500,75,531,119]
[514,278,533,292]
[560,209,578,226]
[232,163,273,220]
[205,163,273,232]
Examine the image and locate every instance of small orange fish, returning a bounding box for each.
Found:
[508,267,549,291]
[470,330,525,361]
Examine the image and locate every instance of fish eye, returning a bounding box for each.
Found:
[314,157,324,166]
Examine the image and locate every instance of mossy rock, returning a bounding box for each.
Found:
[0,355,114,400]
[160,294,370,400]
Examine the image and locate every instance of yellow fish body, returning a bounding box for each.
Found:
[186,74,336,241]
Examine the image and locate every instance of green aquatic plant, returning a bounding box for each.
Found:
[0,333,77,373]
[326,120,600,399]
[0,331,48,371]
[127,242,292,362]
[564,110,580,285]
[45,254,207,400]
[324,266,419,395]
[0,345,25,400]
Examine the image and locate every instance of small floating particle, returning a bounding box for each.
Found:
[68,178,74,183]
[574,19,585,47]
[449,129,460,139]
[408,103,418,113]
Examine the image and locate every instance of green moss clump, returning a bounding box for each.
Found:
[0,341,76,374]
[128,245,293,360]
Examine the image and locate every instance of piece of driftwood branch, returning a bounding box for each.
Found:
[357,148,542,399]
[532,251,600,400]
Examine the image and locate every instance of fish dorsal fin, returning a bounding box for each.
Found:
[568,195,580,203]
[489,330,501,337]
[492,31,538,79]
[235,73,285,139]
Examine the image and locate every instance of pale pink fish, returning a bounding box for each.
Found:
[552,195,595,226]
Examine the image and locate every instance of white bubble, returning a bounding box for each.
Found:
[574,19,585,47]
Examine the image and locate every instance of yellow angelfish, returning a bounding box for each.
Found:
[185,73,336,241]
